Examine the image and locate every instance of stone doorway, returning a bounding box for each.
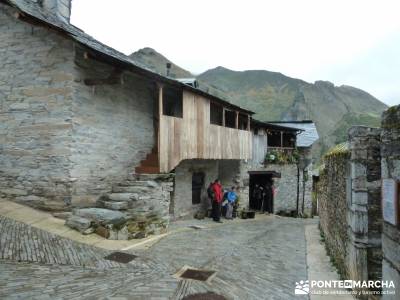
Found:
[192,172,205,205]
[249,172,277,213]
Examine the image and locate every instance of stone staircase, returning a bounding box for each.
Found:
[66,173,174,240]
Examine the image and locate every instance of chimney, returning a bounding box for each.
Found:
[40,0,72,23]
[166,62,171,77]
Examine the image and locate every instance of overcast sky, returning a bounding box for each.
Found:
[71,0,400,106]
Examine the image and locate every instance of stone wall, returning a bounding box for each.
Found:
[0,5,156,209]
[381,105,400,299]
[347,126,382,292]
[239,160,312,214]
[317,150,350,277]
[0,5,75,210]
[70,54,155,205]
[172,159,219,219]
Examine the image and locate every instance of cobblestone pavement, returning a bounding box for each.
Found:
[0,214,314,299]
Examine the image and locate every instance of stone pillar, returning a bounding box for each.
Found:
[381,105,400,299]
[41,0,71,23]
[347,126,382,295]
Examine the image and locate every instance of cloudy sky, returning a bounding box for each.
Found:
[71,0,400,106]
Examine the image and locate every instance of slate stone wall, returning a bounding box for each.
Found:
[381,105,400,299]
[239,161,311,214]
[317,151,350,278]
[0,5,75,210]
[70,55,155,206]
[0,6,156,209]
[347,126,382,294]
[172,159,219,219]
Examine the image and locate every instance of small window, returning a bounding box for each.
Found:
[238,113,249,130]
[163,86,183,118]
[225,110,236,129]
[192,172,205,205]
[282,132,296,148]
[210,102,223,126]
[267,131,282,147]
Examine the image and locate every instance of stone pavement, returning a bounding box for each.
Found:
[0,207,350,299]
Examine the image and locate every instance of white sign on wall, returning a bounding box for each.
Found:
[382,178,399,226]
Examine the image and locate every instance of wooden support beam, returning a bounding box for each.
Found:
[280,131,283,148]
[235,111,239,129]
[247,115,251,131]
[84,69,123,86]
[222,108,226,127]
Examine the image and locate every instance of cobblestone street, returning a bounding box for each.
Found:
[0,214,317,299]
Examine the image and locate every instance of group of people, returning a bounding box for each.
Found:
[207,179,238,223]
[252,183,274,213]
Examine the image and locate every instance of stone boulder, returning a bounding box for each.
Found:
[65,215,92,233]
[74,208,126,226]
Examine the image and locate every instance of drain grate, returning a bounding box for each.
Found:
[104,252,137,263]
[182,292,227,300]
[179,268,216,282]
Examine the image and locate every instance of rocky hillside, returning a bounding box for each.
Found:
[130,48,387,161]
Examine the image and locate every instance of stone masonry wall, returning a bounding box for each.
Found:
[381,105,400,299]
[239,161,311,214]
[0,5,75,210]
[70,54,155,205]
[172,159,219,219]
[347,126,382,293]
[317,151,350,277]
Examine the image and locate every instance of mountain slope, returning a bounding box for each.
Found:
[129,48,387,161]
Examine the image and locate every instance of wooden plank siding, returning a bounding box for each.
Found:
[159,90,252,173]
[252,134,268,164]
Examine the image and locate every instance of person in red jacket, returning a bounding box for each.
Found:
[211,179,223,223]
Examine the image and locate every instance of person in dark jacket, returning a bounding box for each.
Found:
[211,179,223,222]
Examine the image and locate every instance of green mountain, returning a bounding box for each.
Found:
[130,48,387,161]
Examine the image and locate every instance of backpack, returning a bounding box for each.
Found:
[207,184,214,199]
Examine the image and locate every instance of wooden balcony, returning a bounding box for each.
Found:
[158,89,252,173]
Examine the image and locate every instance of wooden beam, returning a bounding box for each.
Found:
[247,115,251,131]
[84,69,123,86]
[280,131,283,147]
[222,107,226,127]
[235,111,239,129]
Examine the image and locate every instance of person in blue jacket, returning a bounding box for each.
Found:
[225,186,237,219]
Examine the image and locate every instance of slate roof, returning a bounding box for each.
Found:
[268,121,319,147]
[2,0,253,115]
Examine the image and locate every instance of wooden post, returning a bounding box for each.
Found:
[247,115,251,131]
[158,84,163,160]
[280,131,283,148]
[235,111,239,129]
[222,107,226,127]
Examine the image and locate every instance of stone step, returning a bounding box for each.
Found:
[107,193,138,202]
[103,201,129,211]
[128,173,175,181]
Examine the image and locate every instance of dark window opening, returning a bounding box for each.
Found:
[224,110,236,129]
[238,113,249,130]
[267,131,282,147]
[163,86,183,118]
[192,172,205,205]
[210,102,223,126]
[282,132,296,148]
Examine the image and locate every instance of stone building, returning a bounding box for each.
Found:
[239,120,319,216]
[0,0,253,222]
[381,105,400,299]
[0,0,320,238]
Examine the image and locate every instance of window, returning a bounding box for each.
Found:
[267,131,282,147]
[192,172,205,205]
[163,86,183,118]
[238,113,249,130]
[210,102,223,126]
[282,132,296,148]
[224,110,236,129]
